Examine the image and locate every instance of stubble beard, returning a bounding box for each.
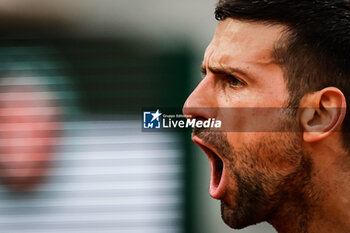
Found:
[194,115,312,230]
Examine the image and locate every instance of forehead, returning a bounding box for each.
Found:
[204,19,286,69]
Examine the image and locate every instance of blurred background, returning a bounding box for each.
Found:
[0,0,275,233]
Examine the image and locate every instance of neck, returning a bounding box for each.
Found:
[269,189,350,233]
[268,148,350,233]
[267,155,313,233]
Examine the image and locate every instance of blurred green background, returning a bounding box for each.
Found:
[0,1,275,233]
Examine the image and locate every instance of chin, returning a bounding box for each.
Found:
[221,200,267,230]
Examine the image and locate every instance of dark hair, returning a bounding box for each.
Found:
[215,0,350,149]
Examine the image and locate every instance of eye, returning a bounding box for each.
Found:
[225,74,246,88]
[200,67,207,79]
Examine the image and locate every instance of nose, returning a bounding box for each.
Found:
[182,76,217,120]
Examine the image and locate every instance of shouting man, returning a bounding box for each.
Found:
[183,1,350,233]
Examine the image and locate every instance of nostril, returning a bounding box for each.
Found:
[183,106,217,123]
[194,116,208,122]
[183,106,207,121]
[182,106,191,119]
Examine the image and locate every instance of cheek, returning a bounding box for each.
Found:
[226,132,303,175]
[221,130,304,209]
[217,96,288,135]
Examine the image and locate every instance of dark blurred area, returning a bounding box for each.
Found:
[0,14,192,112]
[0,7,192,233]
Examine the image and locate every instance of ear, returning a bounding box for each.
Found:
[299,87,346,143]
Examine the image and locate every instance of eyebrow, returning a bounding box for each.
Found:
[200,64,250,80]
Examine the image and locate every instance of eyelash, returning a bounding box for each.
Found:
[200,70,246,88]
[225,75,245,88]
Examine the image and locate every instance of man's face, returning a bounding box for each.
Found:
[183,19,309,229]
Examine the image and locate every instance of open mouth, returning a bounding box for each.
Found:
[192,136,226,199]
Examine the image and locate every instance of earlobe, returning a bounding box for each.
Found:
[299,87,346,143]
